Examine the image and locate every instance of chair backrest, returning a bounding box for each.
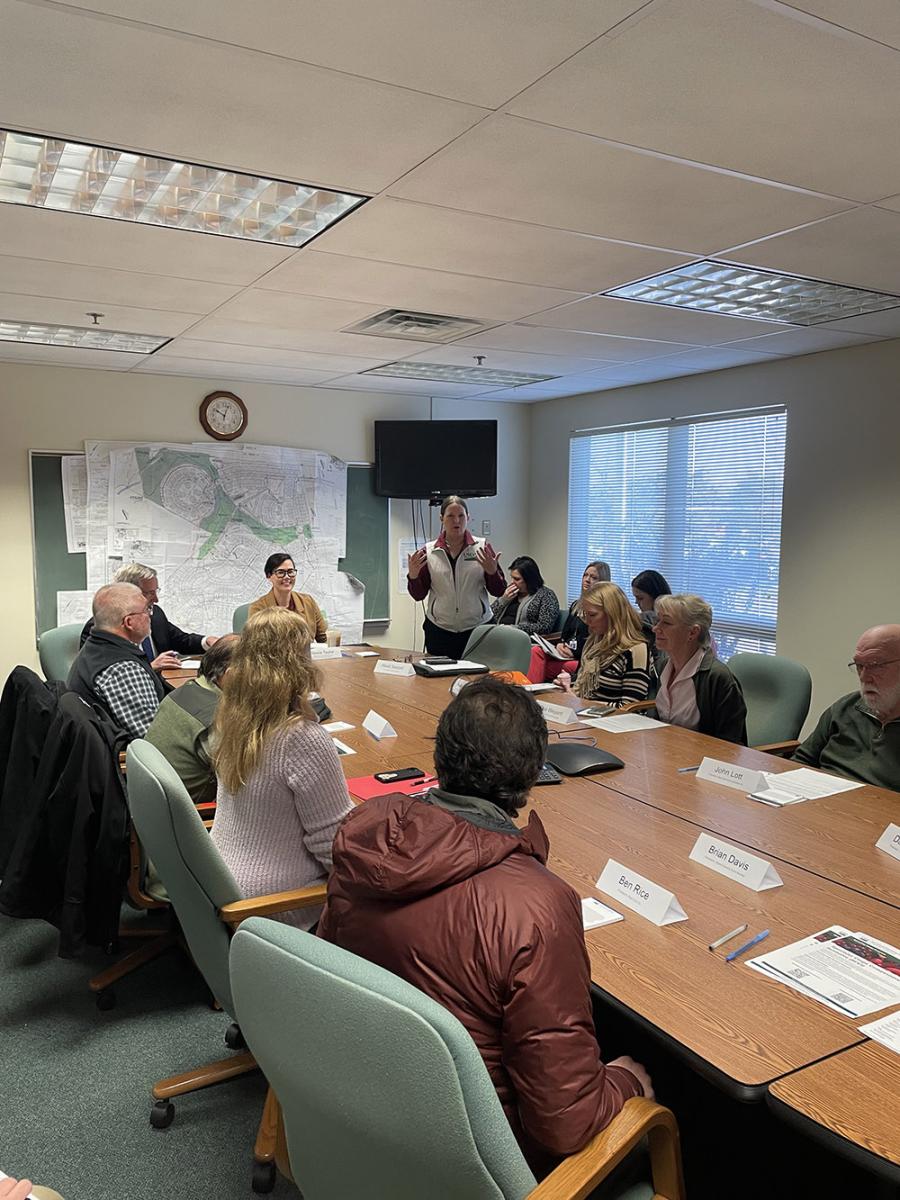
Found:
[232,604,251,633]
[727,652,812,746]
[463,625,532,674]
[126,739,242,1014]
[38,623,83,682]
[230,918,536,1200]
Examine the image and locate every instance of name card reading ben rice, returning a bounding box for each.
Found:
[696,757,766,794]
[596,859,687,926]
[373,658,416,677]
[689,832,783,892]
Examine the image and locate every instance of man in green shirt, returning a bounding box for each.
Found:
[794,624,900,792]
[144,635,238,802]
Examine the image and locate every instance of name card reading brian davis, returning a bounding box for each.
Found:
[876,823,900,863]
[689,832,783,892]
[696,757,766,794]
[373,658,416,677]
[596,859,687,927]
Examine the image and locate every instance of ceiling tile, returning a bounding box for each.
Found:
[211,291,382,331]
[311,197,693,292]
[781,2,900,51]
[257,251,584,322]
[55,0,647,108]
[0,205,290,285]
[720,327,882,357]
[508,0,900,202]
[135,357,343,385]
[159,339,390,374]
[654,346,779,371]
[816,308,900,336]
[0,292,196,337]
[522,295,789,344]
[0,255,240,314]
[721,206,900,294]
[323,373,493,397]
[185,317,439,359]
[877,195,900,213]
[456,324,691,362]
[2,2,487,194]
[389,116,850,253]
[402,344,615,376]
[0,342,144,369]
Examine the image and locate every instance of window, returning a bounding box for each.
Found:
[567,408,787,658]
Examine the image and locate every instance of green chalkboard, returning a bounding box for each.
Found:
[29,454,389,636]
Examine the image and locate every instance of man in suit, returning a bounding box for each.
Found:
[80,562,217,669]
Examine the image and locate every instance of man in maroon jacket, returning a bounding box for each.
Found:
[319,677,651,1171]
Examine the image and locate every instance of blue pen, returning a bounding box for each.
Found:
[725,929,770,963]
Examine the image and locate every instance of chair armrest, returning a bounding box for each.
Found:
[618,699,657,714]
[218,883,328,927]
[527,1097,684,1200]
[754,739,799,756]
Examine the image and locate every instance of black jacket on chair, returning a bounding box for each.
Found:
[0,693,130,957]
[80,604,203,656]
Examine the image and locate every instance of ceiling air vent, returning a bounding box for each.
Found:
[342,309,488,343]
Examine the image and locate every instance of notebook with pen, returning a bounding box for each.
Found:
[346,772,438,802]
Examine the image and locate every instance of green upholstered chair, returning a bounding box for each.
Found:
[38,622,83,683]
[463,624,533,675]
[727,652,812,751]
[229,917,684,1200]
[125,739,326,1192]
[232,603,251,633]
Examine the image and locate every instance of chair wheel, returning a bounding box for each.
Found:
[96,988,116,1011]
[150,1100,175,1130]
[224,1022,246,1050]
[251,1160,276,1194]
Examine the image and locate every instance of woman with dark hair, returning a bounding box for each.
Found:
[248,551,327,642]
[491,555,560,634]
[407,494,506,658]
[631,569,672,664]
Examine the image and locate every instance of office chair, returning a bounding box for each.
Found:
[728,652,812,752]
[232,603,251,633]
[125,739,326,1193]
[37,622,83,682]
[230,917,685,1200]
[464,624,533,674]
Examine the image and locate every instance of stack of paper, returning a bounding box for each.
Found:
[859,1010,900,1057]
[749,767,864,806]
[748,926,900,1017]
[582,714,669,734]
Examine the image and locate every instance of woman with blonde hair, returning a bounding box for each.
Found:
[558,582,653,707]
[210,608,352,928]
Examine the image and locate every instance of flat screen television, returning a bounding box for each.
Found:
[374,420,498,499]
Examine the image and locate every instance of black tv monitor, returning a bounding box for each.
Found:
[374,420,498,499]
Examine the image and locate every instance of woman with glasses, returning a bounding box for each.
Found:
[248,552,327,642]
[557,582,653,709]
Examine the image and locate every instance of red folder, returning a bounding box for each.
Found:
[346,772,437,802]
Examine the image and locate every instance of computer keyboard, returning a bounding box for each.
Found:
[535,763,563,785]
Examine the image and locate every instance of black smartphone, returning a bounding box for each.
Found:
[373,767,426,784]
[422,655,455,665]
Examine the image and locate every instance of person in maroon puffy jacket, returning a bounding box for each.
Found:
[318,677,651,1173]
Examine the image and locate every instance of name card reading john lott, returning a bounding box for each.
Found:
[696,757,766,794]
[596,859,687,927]
[689,832,783,892]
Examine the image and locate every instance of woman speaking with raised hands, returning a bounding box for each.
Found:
[407,494,506,658]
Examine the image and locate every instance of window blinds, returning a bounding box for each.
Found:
[567,409,787,657]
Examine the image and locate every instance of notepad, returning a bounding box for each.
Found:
[581,897,624,930]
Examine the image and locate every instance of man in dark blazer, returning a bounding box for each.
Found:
[79,562,217,669]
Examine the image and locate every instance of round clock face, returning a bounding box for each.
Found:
[200,391,247,441]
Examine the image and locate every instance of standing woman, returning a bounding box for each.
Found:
[407,495,505,658]
[491,556,560,634]
[210,608,353,928]
[558,582,653,708]
[249,551,327,642]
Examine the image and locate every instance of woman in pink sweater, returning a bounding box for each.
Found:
[210,608,352,928]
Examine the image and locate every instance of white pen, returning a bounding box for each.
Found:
[708,923,748,952]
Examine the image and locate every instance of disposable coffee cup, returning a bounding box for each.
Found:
[326,629,342,647]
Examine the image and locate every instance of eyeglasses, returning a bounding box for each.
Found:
[848,657,900,674]
[272,569,297,579]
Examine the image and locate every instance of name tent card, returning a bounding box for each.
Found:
[362,710,397,740]
[689,832,783,892]
[696,757,767,794]
[310,643,342,660]
[876,823,900,863]
[596,859,688,927]
[536,699,580,726]
[374,659,415,677]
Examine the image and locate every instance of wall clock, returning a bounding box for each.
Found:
[199,390,248,441]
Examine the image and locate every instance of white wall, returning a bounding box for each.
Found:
[528,338,900,732]
[0,362,530,679]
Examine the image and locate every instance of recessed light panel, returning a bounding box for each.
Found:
[0,130,366,247]
[604,260,900,326]
[0,320,170,353]
[343,310,488,343]
[361,361,558,387]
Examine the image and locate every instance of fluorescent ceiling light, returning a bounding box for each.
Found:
[0,129,366,247]
[0,319,170,353]
[361,361,559,387]
[604,260,900,326]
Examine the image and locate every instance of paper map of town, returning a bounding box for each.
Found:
[61,440,364,641]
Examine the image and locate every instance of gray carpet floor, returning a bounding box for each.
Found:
[1,913,297,1200]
